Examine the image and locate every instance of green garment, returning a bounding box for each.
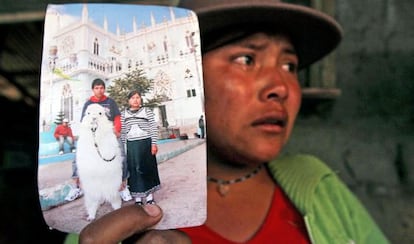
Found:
[268,154,390,244]
[66,154,389,244]
[64,234,78,244]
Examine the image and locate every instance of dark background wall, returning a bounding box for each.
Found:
[0,0,413,243]
[284,1,414,243]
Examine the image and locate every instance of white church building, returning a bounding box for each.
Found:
[40,4,204,138]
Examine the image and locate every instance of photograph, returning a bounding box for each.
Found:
[37,3,206,234]
[2,0,414,243]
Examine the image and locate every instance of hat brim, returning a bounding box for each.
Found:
[182,1,343,69]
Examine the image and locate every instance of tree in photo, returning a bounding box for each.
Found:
[107,68,162,109]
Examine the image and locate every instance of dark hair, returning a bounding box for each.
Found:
[91,78,105,89]
[127,90,142,99]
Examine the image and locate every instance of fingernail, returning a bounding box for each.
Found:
[143,204,161,217]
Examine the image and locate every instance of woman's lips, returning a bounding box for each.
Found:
[251,114,287,133]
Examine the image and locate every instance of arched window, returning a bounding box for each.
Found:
[93,38,99,55]
[185,31,196,53]
[163,36,168,53]
[61,83,74,121]
[185,31,191,48]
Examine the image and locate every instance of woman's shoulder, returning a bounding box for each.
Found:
[268,154,334,178]
[267,154,340,211]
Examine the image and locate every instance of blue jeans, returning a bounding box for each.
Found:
[57,135,75,152]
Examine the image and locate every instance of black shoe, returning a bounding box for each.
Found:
[135,201,143,206]
[146,200,156,205]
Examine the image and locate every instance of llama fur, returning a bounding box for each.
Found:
[76,103,123,221]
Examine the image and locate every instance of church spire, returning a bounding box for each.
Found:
[82,4,88,23]
[133,16,137,33]
[56,11,61,30]
[104,16,108,32]
[150,12,156,26]
[169,7,176,22]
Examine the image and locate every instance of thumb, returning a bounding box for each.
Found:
[80,204,162,244]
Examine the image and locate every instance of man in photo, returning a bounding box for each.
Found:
[54,118,76,155]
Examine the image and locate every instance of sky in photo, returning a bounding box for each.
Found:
[49,3,192,34]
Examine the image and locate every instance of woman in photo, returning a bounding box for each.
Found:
[120,90,161,205]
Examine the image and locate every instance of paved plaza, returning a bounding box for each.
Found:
[38,139,207,234]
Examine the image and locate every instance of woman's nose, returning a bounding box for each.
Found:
[258,68,288,102]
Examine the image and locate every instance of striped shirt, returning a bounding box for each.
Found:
[120,107,158,144]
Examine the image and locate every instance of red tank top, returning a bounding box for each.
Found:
[179,185,310,243]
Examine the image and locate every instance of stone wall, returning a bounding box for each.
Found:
[284,0,414,242]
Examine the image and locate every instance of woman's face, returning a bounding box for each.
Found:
[129,93,142,109]
[203,33,302,165]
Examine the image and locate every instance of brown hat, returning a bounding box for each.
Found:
[178,0,343,69]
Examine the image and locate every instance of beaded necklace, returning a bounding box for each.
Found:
[207,164,263,197]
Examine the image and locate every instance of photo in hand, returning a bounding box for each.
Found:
[37,3,206,233]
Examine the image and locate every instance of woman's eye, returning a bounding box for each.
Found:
[282,62,298,73]
[234,55,254,66]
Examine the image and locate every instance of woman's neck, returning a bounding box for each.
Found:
[205,154,275,242]
[207,148,266,181]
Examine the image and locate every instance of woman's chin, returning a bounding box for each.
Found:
[236,150,282,166]
[249,146,282,162]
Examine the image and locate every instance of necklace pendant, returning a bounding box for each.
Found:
[218,184,230,197]
[208,164,264,197]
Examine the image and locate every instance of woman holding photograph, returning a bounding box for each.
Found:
[76,0,389,243]
[120,90,161,206]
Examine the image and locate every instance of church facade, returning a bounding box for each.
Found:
[40,4,203,138]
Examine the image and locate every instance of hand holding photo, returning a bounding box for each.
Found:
[38,3,206,233]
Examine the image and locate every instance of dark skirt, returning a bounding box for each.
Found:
[126,138,161,197]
